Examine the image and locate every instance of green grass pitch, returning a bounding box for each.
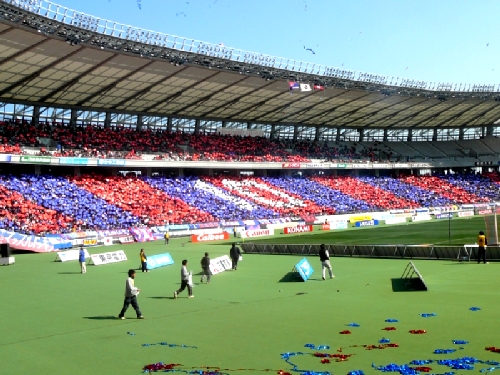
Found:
[1,216,499,375]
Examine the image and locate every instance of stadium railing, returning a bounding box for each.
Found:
[240,243,500,261]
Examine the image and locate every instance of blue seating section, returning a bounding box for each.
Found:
[262,176,378,213]
[145,176,277,220]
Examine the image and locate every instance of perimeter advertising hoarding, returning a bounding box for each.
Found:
[238,228,274,238]
[355,220,379,227]
[146,253,174,270]
[90,250,127,266]
[284,225,313,234]
[0,154,12,162]
[349,215,373,223]
[412,214,432,222]
[59,157,90,165]
[282,163,301,169]
[322,219,348,230]
[56,249,90,262]
[385,217,407,225]
[209,255,233,275]
[191,232,230,243]
[0,229,55,252]
[20,155,51,164]
[351,163,369,169]
[294,258,314,281]
[435,213,453,219]
[97,159,126,166]
[393,163,410,168]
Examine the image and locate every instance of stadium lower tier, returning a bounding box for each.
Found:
[0,173,498,234]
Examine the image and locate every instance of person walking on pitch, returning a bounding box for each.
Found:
[229,243,241,270]
[174,260,193,298]
[164,232,169,245]
[118,269,144,319]
[318,244,334,280]
[200,252,211,284]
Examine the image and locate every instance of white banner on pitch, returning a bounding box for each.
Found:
[56,249,90,262]
[209,255,233,275]
[90,250,127,266]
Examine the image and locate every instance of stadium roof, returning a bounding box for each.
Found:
[0,0,500,130]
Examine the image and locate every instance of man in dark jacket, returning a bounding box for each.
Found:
[318,244,334,280]
[229,243,241,270]
[200,252,211,283]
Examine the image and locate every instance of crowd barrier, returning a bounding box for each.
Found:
[240,243,500,261]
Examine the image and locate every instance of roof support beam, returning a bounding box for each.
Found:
[0,43,83,97]
[172,75,249,115]
[228,90,286,119]
[75,60,156,107]
[285,91,368,124]
[250,90,324,121]
[200,80,276,118]
[340,96,414,127]
[143,70,221,113]
[111,66,188,110]
[39,53,118,102]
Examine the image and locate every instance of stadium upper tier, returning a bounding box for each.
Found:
[0,0,500,131]
[1,120,499,162]
[0,172,498,234]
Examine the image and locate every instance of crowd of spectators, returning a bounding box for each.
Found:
[398,175,488,204]
[0,172,498,235]
[0,119,402,162]
[0,183,76,234]
[311,176,420,210]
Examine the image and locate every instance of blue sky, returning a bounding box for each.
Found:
[52,0,500,86]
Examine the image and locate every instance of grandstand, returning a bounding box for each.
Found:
[0,0,497,237]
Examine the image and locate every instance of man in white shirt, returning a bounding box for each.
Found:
[174,260,193,298]
[118,269,144,319]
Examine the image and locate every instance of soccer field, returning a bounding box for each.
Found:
[2,218,499,375]
[243,216,489,246]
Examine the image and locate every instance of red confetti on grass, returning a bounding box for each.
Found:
[414,366,432,372]
[409,330,427,334]
[486,347,500,353]
[383,327,396,331]
[340,330,352,334]
[142,363,182,371]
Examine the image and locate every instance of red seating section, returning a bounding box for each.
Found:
[0,121,313,161]
[484,172,500,184]
[311,176,419,209]
[70,175,214,224]
[399,176,487,203]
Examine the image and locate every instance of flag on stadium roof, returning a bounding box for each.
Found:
[300,83,312,92]
[314,84,325,91]
[289,82,300,91]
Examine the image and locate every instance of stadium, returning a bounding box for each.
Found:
[1,1,500,374]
